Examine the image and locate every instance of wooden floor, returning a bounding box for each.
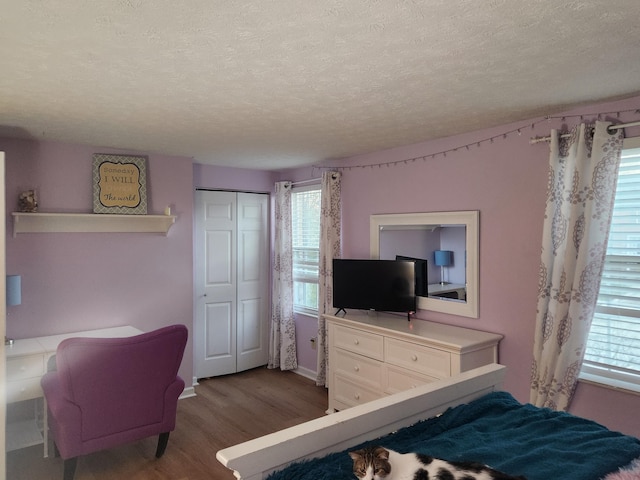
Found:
[6,367,328,480]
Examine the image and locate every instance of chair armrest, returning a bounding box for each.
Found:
[162,376,185,429]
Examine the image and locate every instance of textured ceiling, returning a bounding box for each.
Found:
[2,1,640,171]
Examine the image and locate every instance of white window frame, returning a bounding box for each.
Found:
[291,184,321,316]
[580,135,640,394]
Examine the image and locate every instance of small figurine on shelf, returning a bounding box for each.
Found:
[18,189,38,213]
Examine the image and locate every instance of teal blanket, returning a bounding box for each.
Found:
[267,392,640,480]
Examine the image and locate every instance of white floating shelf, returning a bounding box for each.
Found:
[12,212,176,237]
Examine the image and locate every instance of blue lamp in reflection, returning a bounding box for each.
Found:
[6,275,22,345]
[434,251,453,285]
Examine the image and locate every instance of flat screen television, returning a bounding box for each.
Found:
[332,259,416,317]
[395,255,428,297]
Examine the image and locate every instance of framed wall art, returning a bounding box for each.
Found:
[92,154,148,214]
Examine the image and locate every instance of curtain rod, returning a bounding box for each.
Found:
[290,177,321,186]
[529,120,640,144]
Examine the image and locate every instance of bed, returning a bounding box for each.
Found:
[216,364,640,480]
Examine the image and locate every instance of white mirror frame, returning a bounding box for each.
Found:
[370,210,479,318]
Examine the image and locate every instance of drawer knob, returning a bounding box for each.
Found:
[354,393,360,400]
[353,339,359,345]
[354,365,360,372]
[411,354,418,361]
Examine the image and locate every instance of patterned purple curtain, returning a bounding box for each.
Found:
[530,121,623,410]
[268,181,297,370]
[316,171,341,386]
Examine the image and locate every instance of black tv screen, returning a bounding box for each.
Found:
[332,259,416,314]
[395,255,428,297]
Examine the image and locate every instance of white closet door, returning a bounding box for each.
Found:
[194,190,237,378]
[236,192,269,372]
[194,190,269,378]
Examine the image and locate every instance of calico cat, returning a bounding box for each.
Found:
[349,446,527,480]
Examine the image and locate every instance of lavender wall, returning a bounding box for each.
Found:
[295,312,320,378]
[193,163,276,193]
[2,137,195,383]
[303,94,640,436]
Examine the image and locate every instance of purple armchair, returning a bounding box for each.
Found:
[41,324,188,480]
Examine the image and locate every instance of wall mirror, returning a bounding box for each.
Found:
[370,211,479,318]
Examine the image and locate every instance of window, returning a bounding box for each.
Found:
[291,186,321,315]
[581,137,640,392]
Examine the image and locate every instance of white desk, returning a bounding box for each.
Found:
[5,326,143,456]
[427,283,466,300]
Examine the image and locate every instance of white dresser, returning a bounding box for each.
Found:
[325,312,502,412]
[5,325,143,455]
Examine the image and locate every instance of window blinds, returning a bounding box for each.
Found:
[583,146,640,387]
[291,187,321,311]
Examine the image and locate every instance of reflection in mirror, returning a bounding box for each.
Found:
[370,211,479,318]
[379,224,466,301]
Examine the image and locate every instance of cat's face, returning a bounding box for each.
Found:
[349,447,391,480]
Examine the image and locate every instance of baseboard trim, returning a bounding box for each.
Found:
[180,385,196,399]
[294,366,317,382]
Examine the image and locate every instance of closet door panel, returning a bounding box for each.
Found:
[202,301,235,376]
[195,191,237,378]
[236,193,269,372]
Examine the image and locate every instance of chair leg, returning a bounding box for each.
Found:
[156,432,170,458]
[63,457,78,480]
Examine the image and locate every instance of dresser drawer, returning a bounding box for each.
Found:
[385,338,450,378]
[334,348,384,389]
[6,378,43,403]
[333,325,384,361]
[333,375,383,408]
[6,355,45,382]
[384,364,437,394]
